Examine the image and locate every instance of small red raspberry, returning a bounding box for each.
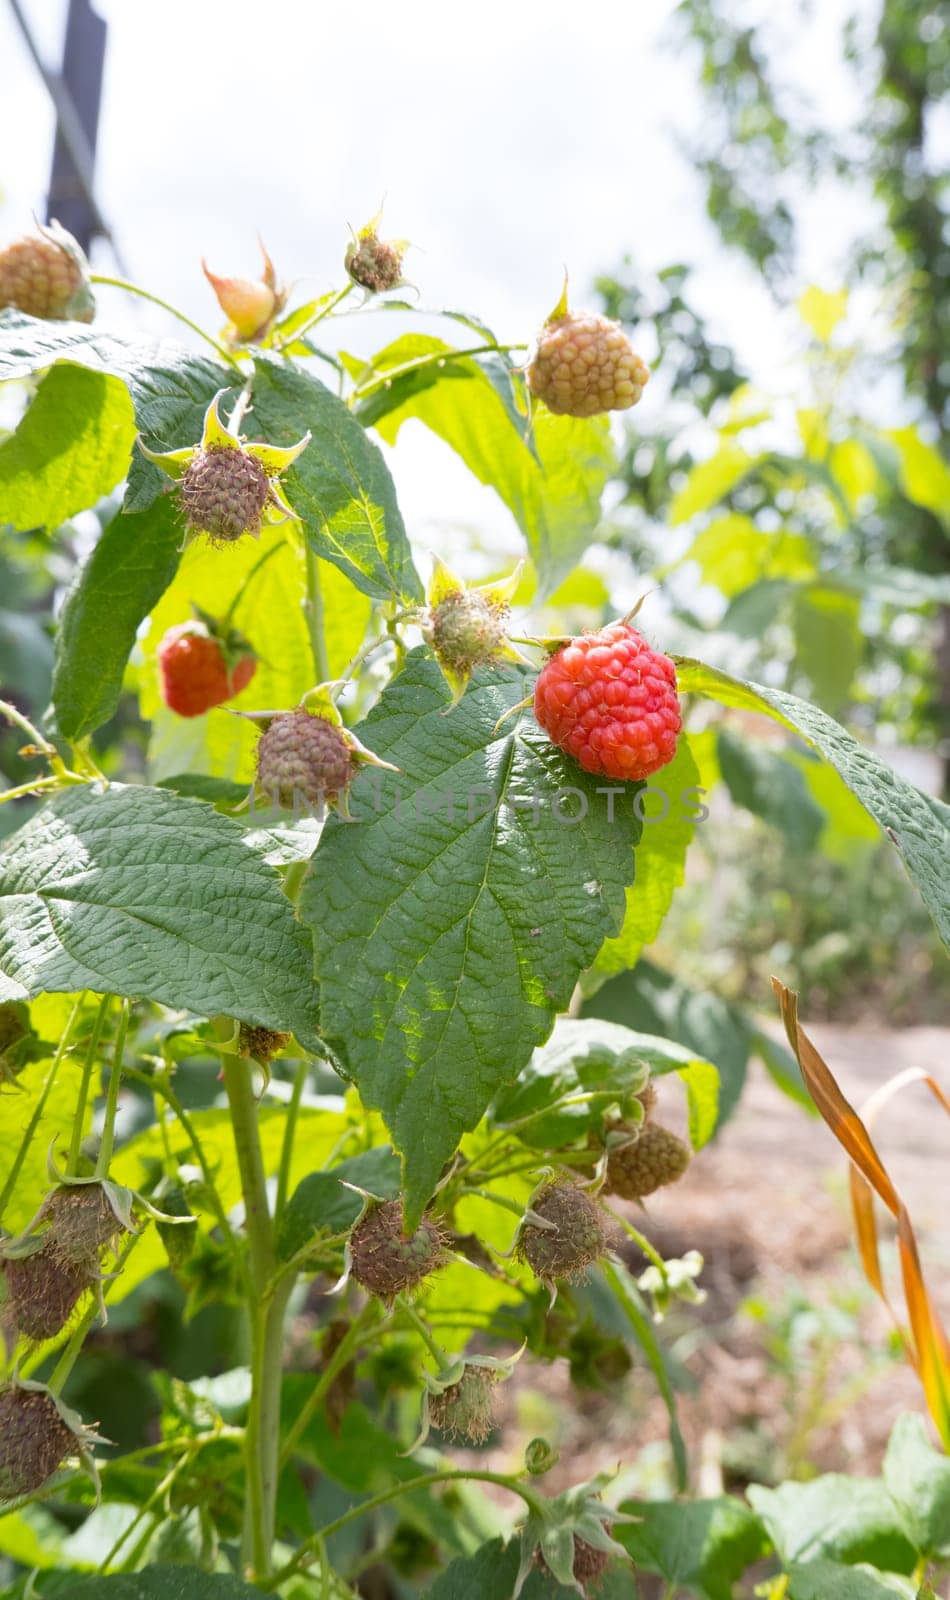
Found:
[180,446,271,544]
[158,620,257,717]
[518,1182,609,1284]
[349,1200,445,1301]
[429,1367,499,1444]
[255,708,354,810]
[527,308,648,418]
[602,1122,691,1200]
[0,1388,75,1498]
[533,622,681,781]
[0,221,94,323]
[345,231,404,293]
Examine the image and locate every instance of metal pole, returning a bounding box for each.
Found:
[46,0,106,250]
[6,0,124,265]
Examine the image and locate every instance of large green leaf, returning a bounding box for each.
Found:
[615,1495,768,1600]
[249,356,421,602]
[302,651,641,1219]
[882,1414,950,1559]
[582,959,757,1128]
[717,730,825,852]
[52,496,182,741]
[674,512,815,596]
[0,994,93,1232]
[359,334,615,594]
[0,784,319,1048]
[491,1014,720,1149]
[786,1560,916,1600]
[590,734,704,982]
[677,658,950,948]
[792,585,863,712]
[748,1478,917,1574]
[0,364,135,532]
[0,310,235,515]
[669,443,760,524]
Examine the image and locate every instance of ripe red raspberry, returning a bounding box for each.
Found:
[527,308,648,418]
[0,221,94,323]
[255,708,354,809]
[158,620,256,717]
[533,623,681,782]
[180,446,271,544]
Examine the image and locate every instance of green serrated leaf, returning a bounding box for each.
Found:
[52,495,182,741]
[591,734,704,982]
[676,658,950,949]
[882,1413,950,1558]
[0,364,135,532]
[615,1494,768,1600]
[0,310,235,517]
[669,444,759,524]
[717,730,825,853]
[583,958,750,1129]
[786,1560,916,1600]
[249,356,421,602]
[302,651,641,1220]
[0,784,319,1048]
[748,1478,917,1574]
[363,335,615,594]
[277,1146,401,1259]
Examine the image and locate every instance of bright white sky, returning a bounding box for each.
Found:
[0,0,882,549]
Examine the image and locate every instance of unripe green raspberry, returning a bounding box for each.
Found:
[1,1245,87,1341]
[255,708,354,810]
[0,221,94,323]
[518,1182,608,1284]
[345,231,404,293]
[349,1200,445,1301]
[0,1387,75,1498]
[527,308,649,418]
[603,1122,690,1200]
[238,1023,291,1063]
[427,590,509,676]
[429,1367,499,1444]
[180,446,271,544]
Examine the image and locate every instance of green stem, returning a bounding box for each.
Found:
[95,1000,130,1179]
[304,544,332,683]
[263,1468,544,1589]
[278,1301,383,1468]
[220,1029,280,1578]
[0,776,63,804]
[350,342,528,397]
[46,1233,139,1394]
[67,995,111,1175]
[275,1059,308,1219]
[91,275,241,367]
[399,1299,451,1369]
[221,540,286,629]
[0,994,85,1223]
[278,283,353,348]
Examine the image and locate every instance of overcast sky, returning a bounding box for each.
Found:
[1,0,886,548]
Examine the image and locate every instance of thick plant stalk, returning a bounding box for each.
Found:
[221,1034,286,1578]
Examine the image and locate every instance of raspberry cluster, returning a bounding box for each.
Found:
[533,622,681,782]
